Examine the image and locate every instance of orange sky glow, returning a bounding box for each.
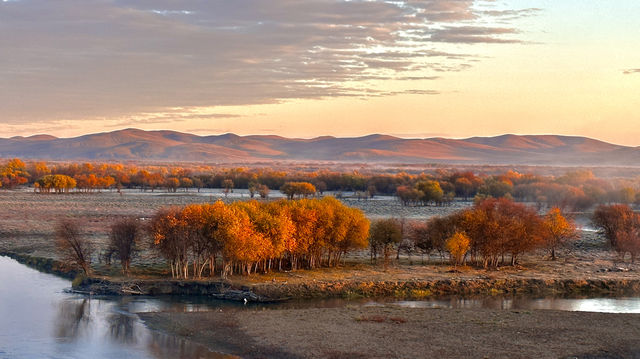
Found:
[1,1,639,145]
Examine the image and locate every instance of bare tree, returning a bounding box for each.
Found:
[55,219,92,275]
[109,218,141,275]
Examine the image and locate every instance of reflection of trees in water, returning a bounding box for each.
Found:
[54,299,91,341]
[108,313,137,345]
[147,332,233,359]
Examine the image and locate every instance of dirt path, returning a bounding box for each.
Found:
[140,305,640,359]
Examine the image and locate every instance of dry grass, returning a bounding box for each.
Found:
[1,190,638,284]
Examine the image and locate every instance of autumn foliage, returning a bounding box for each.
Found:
[445,232,470,266]
[148,198,369,278]
[593,204,640,262]
[1,158,638,213]
[541,207,578,260]
[405,198,576,268]
[0,158,29,188]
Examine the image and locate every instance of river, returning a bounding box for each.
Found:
[1,255,640,358]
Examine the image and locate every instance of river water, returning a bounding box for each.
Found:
[0,256,237,359]
[1,255,640,358]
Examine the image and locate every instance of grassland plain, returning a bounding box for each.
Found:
[3,189,640,358]
[1,189,639,294]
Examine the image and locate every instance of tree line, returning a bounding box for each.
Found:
[3,158,640,212]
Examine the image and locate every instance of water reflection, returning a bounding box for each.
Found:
[386,296,640,313]
[54,298,92,342]
[0,256,231,359]
[108,312,137,345]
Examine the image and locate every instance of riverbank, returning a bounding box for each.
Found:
[140,305,640,359]
[4,249,640,301]
[73,274,640,301]
[2,190,640,302]
[0,251,78,279]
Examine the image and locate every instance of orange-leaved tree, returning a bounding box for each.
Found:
[541,207,577,260]
[445,232,470,267]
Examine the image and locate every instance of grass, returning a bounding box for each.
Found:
[2,190,640,299]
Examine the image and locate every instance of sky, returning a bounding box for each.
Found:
[1,0,639,145]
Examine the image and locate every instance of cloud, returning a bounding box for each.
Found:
[429,26,522,44]
[623,69,640,75]
[0,0,538,124]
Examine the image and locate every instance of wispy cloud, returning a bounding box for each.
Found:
[0,0,539,124]
[623,69,640,75]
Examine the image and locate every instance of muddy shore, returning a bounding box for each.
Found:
[140,305,640,359]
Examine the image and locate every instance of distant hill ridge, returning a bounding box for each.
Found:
[0,128,638,165]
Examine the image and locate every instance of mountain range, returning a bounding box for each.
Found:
[1,128,638,165]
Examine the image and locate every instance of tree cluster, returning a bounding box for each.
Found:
[35,175,77,193]
[385,198,577,268]
[148,198,370,278]
[0,158,29,189]
[280,181,317,199]
[396,180,451,206]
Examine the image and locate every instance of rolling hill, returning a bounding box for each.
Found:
[0,129,638,165]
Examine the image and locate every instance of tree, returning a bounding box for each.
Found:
[369,219,402,268]
[148,207,190,278]
[593,204,637,248]
[35,174,76,193]
[55,219,92,275]
[409,222,432,263]
[614,222,640,263]
[460,198,543,268]
[411,215,461,263]
[180,177,193,192]
[280,182,316,199]
[165,177,180,193]
[0,158,29,189]
[454,177,474,200]
[108,218,141,275]
[541,207,577,260]
[415,180,444,205]
[446,232,470,267]
[257,184,270,199]
[477,177,513,198]
[222,179,234,197]
[593,204,640,262]
[396,185,421,206]
[248,181,258,198]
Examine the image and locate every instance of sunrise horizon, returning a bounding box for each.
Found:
[2,1,638,147]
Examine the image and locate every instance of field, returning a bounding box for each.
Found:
[0,189,462,262]
[0,189,637,286]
